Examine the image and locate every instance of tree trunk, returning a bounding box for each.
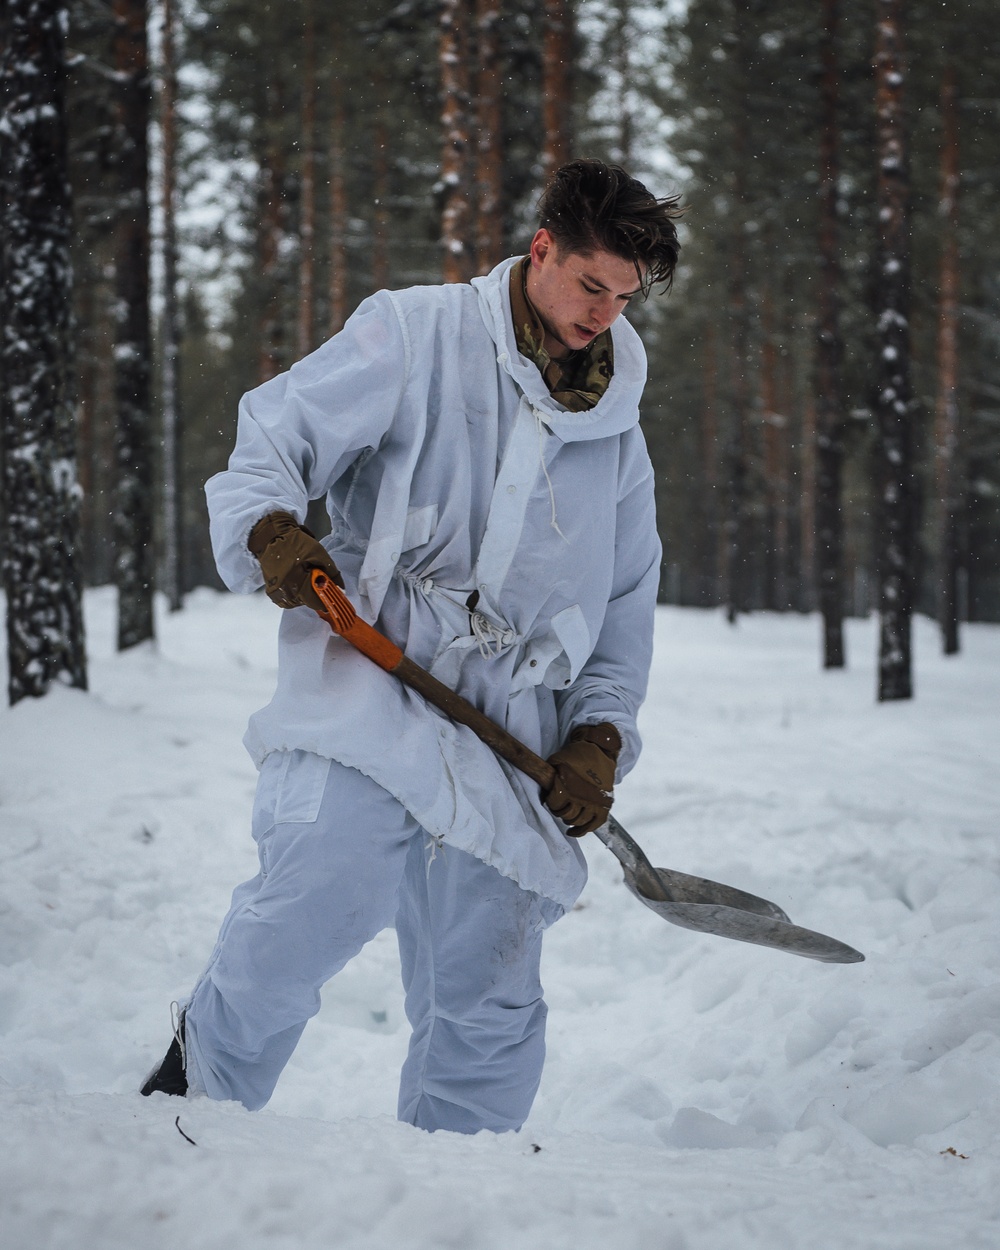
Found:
[799,388,817,613]
[474,0,504,275]
[112,0,155,651]
[297,0,317,357]
[873,0,915,701]
[372,62,391,293]
[328,69,348,335]
[0,0,88,703]
[612,0,633,167]
[934,62,961,656]
[815,0,847,666]
[760,280,788,612]
[701,321,722,606]
[724,0,751,624]
[160,0,183,612]
[257,79,287,384]
[439,0,472,283]
[542,0,573,178]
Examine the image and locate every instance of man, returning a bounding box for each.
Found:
[142,159,681,1133]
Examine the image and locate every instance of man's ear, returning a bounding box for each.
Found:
[529,228,556,268]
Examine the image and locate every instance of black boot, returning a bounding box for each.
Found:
[140,1007,188,1097]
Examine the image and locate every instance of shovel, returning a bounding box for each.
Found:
[310,571,864,965]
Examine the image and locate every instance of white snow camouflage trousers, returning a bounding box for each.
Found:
[182,749,562,1132]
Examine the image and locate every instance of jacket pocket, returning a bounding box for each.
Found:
[361,503,439,581]
[543,604,592,690]
[401,503,438,554]
[273,750,333,825]
[510,604,592,694]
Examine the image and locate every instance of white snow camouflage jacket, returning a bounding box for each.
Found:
[205,256,661,910]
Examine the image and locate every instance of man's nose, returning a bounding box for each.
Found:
[589,295,617,330]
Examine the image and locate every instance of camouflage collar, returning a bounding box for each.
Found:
[508,256,614,413]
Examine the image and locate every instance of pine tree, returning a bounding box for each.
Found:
[542,0,573,176]
[160,0,184,612]
[112,0,155,650]
[933,61,961,655]
[815,0,847,666]
[722,0,753,624]
[440,0,474,282]
[474,0,504,273]
[297,0,318,355]
[0,0,88,703]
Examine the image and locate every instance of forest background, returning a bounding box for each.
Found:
[1,0,999,704]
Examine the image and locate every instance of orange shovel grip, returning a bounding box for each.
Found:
[311,570,404,673]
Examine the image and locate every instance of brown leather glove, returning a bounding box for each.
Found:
[248,510,344,611]
[543,722,622,836]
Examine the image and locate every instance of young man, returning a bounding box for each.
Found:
[142,159,681,1133]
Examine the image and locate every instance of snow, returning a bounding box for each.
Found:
[2,588,998,1250]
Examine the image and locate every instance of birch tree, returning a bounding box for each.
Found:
[0,0,88,703]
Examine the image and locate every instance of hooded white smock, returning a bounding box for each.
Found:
[205,256,661,913]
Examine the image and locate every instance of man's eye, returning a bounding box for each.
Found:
[582,284,599,294]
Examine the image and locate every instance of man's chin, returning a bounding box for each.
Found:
[552,326,595,355]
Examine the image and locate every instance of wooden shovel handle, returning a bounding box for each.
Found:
[311,571,556,791]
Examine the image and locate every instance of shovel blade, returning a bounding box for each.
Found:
[625,875,865,964]
[596,818,865,965]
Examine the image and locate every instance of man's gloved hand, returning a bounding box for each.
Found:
[248,510,344,612]
[543,722,622,836]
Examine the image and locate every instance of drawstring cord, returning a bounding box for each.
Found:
[170,1000,186,1069]
[532,406,567,541]
[470,611,517,659]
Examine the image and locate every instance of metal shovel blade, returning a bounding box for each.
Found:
[595,818,865,965]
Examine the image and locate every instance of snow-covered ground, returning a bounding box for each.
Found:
[1,589,997,1249]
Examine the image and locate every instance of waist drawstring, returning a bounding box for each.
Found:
[470,610,517,658]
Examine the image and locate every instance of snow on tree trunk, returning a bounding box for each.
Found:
[934,61,961,657]
[439,0,472,283]
[0,0,88,704]
[160,0,183,613]
[112,0,155,651]
[873,0,915,701]
[542,0,573,178]
[815,0,847,668]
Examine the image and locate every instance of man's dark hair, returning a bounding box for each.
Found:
[537,159,683,295]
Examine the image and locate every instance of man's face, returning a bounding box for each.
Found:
[523,228,645,359]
